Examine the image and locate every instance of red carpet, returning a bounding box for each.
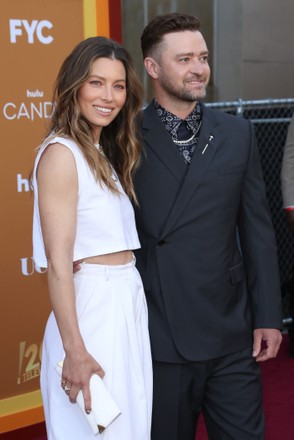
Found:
[2,334,293,440]
[260,333,294,440]
[195,333,294,439]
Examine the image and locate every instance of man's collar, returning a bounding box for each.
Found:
[153,99,202,137]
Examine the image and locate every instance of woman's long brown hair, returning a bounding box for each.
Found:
[46,36,143,203]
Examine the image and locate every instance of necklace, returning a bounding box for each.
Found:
[172,121,202,145]
[172,133,196,145]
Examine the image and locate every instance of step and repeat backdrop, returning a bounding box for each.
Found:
[0,0,121,433]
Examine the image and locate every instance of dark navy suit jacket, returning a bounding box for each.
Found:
[134,101,282,362]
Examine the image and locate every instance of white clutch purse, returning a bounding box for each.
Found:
[56,362,121,435]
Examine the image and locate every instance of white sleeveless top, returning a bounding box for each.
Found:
[32,136,140,268]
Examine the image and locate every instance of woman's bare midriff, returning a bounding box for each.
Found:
[76,250,133,266]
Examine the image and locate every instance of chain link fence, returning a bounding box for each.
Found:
[206,98,294,324]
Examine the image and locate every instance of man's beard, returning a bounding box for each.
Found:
[159,74,207,102]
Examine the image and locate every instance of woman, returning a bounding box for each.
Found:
[32,37,152,439]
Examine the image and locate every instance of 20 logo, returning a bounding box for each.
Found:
[17,340,43,384]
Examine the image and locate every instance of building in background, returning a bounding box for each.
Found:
[122,0,294,103]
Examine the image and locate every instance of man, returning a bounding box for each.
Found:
[133,13,282,440]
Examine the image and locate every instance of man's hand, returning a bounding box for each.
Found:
[73,261,82,273]
[285,210,294,233]
[252,328,282,362]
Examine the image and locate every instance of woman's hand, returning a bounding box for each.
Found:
[61,350,105,414]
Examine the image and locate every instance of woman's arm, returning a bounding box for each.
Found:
[37,143,104,412]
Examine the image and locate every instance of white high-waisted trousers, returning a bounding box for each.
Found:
[40,258,153,440]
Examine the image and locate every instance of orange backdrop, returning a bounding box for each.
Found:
[0,0,121,433]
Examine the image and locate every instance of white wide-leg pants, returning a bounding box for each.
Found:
[41,258,153,440]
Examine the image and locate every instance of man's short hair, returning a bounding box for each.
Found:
[141,13,201,58]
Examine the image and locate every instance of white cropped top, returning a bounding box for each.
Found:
[32,136,140,268]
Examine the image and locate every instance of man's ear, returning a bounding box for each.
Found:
[144,57,160,79]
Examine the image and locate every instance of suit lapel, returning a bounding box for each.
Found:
[160,106,220,237]
[141,103,221,238]
[142,103,187,182]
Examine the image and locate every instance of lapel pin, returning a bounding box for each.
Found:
[202,135,214,155]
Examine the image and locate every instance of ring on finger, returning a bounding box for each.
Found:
[64,383,71,393]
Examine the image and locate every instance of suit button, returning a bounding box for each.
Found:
[158,240,166,246]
